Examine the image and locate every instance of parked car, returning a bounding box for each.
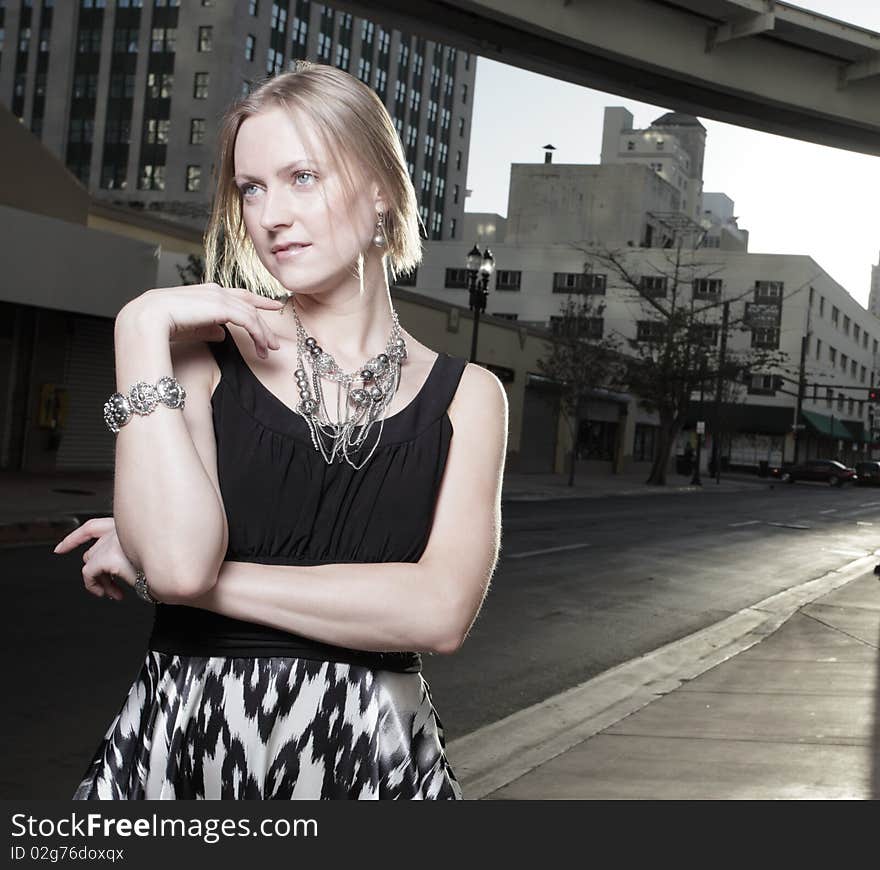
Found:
[772,459,857,486]
[855,461,880,485]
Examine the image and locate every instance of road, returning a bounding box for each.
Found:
[3,480,880,796]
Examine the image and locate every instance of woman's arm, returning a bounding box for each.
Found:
[184,363,509,655]
[112,308,228,602]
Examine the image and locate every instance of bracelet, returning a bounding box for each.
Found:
[135,569,161,605]
[104,376,186,434]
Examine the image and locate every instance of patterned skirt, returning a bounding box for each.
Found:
[71,651,463,800]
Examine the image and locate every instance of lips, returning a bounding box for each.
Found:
[271,241,311,253]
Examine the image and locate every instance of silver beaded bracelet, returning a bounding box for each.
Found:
[135,569,161,605]
[103,375,186,434]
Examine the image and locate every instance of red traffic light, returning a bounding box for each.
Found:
[869,389,880,402]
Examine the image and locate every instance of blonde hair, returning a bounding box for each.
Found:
[203,61,423,296]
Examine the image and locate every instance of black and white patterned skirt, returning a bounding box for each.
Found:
[71,651,463,800]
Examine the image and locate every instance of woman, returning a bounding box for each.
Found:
[55,62,508,800]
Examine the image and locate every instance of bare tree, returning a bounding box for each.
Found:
[536,288,622,486]
[575,241,788,485]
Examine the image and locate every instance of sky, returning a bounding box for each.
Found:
[464,0,880,308]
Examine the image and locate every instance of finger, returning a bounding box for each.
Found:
[102,575,125,601]
[229,300,278,358]
[54,517,114,553]
[230,287,288,310]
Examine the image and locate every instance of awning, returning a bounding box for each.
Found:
[684,402,793,435]
[801,409,860,441]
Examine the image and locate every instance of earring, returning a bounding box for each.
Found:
[372,211,387,247]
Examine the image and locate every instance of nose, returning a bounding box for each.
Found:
[257,185,293,232]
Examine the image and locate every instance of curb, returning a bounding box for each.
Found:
[501,480,768,503]
[445,550,880,800]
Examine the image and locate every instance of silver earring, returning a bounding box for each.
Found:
[372,212,387,247]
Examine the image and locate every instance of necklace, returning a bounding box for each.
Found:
[278,293,408,469]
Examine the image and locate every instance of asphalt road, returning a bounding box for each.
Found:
[4,480,880,797]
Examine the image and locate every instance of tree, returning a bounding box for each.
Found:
[578,240,788,485]
[536,288,622,486]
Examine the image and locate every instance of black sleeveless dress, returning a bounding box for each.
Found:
[72,323,467,800]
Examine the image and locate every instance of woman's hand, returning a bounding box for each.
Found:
[118,281,287,359]
[53,517,136,601]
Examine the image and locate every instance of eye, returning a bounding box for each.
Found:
[293,170,317,186]
[239,182,259,198]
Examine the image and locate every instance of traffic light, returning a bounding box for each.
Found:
[869,388,880,403]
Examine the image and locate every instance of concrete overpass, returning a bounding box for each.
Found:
[336,0,880,155]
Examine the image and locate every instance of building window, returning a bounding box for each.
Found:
[138,164,165,190]
[552,273,606,294]
[266,46,283,74]
[492,313,519,321]
[193,72,209,99]
[815,338,822,360]
[636,321,666,342]
[190,118,206,144]
[826,388,833,408]
[198,25,212,52]
[150,27,176,53]
[851,359,857,378]
[754,280,783,302]
[829,346,837,364]
[837,393,844,411]
[843,314,851,335]
[186,165,201,191]
[751,327,780,349]
[495,270,521,292]
[449,218,456,238]
[551,316,604,339]
[861,365,867,383]
[335,43,350,71]
[143,118,171,144]
[444,268,468,289]
[317,32,330,61]
[819,296,825,316]
[245,34,255,61]
[831,305,839,327]
[640,275,667,298]
[249,0,259,14]
[455,150,462,170]
[357,57,371,83]
[693,278,721,298]
[854,324,861,342]
[748,374,777,395]
[841,353,848,372]
[145,72,174,99]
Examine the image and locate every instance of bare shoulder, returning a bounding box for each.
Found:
[449,361,509,427]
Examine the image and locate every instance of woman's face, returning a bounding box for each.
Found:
[233,104,382,295]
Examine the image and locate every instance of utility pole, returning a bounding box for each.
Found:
[711,301,730,484]
[793,333,809,464]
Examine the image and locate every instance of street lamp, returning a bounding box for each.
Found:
[465,244,495,363]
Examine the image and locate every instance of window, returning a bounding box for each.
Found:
[861,365,867,383]
[145,72,173,99]
[245,34,255,61]
[317,32,330,61]
[266,46,283,74]
[851,360,857,378]
[627,140,635,151]
[843,314,851,335]
[826,388,833,408]
[357,57,371,83]
[838,393,844,411]
[185,165,201,191]
[198,25,212,52]
[815,338,822,360]
[552,273,607,294]
[150,27,176,53]
[444,268,468,289]
[492,313,519,321]
[864,332,869,349]
[637,321,666,342]
[193,72,209,99]
[453,183,459,204]
[551,316,604,339]
[841,353,848,372]
[751,327,780,349]
[829,346,837,365]
[249,0,258,14]
[455,150,462,170]
[458,116,465,137]
[754,280,783,301]
[495,270,521,292]
[640,275,667,298]
[855,324,861,342]
[819,296,825,316]
[748,374,777,395]
[190,118,205,144]
[143,118,170,144]
[461,82,468,103]
[874,339,878,354]
[138,164,165,190]
[335,43,350,71]
[693,278,721,298]
[449,218,456,238]
[831,305,839,327]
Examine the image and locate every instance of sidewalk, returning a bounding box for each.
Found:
[0,465,773,546]
[448,554,880,800]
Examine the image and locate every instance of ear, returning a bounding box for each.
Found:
[372,182,387,214]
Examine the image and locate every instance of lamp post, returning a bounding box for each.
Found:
[465,244,495,363]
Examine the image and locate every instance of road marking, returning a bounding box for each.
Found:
[728,520,760,527]
[505,542,593,559]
